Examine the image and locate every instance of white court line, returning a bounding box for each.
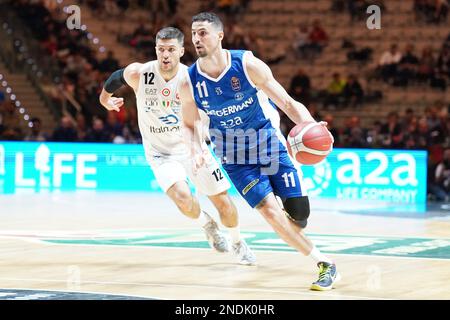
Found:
[0,277,389,300]
[0,286,162,300]
[1,228,450,240]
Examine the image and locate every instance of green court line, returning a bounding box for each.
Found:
[40,230,450,260]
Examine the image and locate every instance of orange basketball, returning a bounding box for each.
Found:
[286,122,334,165]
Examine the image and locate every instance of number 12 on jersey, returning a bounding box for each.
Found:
[196,81,209,98]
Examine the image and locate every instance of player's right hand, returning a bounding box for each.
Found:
[192,148,210,175]
[101,97,124,112]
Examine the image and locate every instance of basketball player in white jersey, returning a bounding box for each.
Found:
[99,27,256,265]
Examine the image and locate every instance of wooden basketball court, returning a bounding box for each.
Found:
[0,192,449,300]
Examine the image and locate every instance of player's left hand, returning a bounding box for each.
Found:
[318,121,334,144]
[102,97,124,112]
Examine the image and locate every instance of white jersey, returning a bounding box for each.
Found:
[136,61,188,162]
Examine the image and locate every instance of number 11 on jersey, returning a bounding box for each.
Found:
[196,81,209,98]
[282,172,296,188]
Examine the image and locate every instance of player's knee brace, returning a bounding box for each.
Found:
[282,196,310,228]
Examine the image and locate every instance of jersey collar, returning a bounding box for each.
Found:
[196,49,231,82]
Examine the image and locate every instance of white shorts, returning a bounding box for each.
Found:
[148,150,231,196]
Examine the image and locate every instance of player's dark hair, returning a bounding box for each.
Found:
[192,12,223,31]
[156,27,184,45]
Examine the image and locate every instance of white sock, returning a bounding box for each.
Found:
[196,210,209,227]
[308,246,333,264]
[227,226,241,244]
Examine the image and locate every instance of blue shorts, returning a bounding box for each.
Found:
[223,150,305,208]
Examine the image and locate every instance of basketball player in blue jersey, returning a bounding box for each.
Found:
[180,13,340,290]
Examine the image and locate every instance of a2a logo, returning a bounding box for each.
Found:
[303,160,332,197]
[158,115,179,125]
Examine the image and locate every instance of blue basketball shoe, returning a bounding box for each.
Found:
[310,262,341,291]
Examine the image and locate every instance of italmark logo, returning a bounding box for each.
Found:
[158,114,179,125]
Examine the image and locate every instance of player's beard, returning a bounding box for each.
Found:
[196,49,207,58]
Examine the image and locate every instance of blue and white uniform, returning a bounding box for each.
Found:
[188,50,307,207]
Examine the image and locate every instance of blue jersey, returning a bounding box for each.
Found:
[188,50,306,208]
[187,50,285,165]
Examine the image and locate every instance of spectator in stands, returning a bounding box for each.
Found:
[425,105,447,160]
[246,31,264,58]
[429,148,450,201]
[24,117,48,142]
[98,51,120,73]
[323,73,346,109]
[342,116,367,147]
[380,111,403,148]
[129,21,155,56]
[403,117,421,150]
[51,116,78,142]
[217,0,241,16]
[348,0,366,22]
[0,100,21,139]
[76,113,88,141]
[308,20,328,57]
[104,0,121,17]
[84,117,111,143]
[289,68,311,106]
[401,108,417,131]
[426,104,442,129]
[342,74,364,108]
[308,103,323,120]
[433,45,449,90]
[324,113,341,147]
[86,0,102,14]
[229,32,248,50]
[414,0,432,21]
[433,0,449,24]
[167,0,178,15]
[346,41,373,64]
[117,0,130,12]
[0,96,5,135]
[292,24,311,59]
[378,44,402,83]
[366,120,384,148]
[417,46,436,84]
[395,44,420,87]
[416,117,433,149]
[105,111,124,140]
[331,0,346,12]
[0,88,4,109]
[42,34,58,57]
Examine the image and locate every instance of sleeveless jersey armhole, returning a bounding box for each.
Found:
[242,51,258,89]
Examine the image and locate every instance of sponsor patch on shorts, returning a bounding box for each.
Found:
[242,179,259,195]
